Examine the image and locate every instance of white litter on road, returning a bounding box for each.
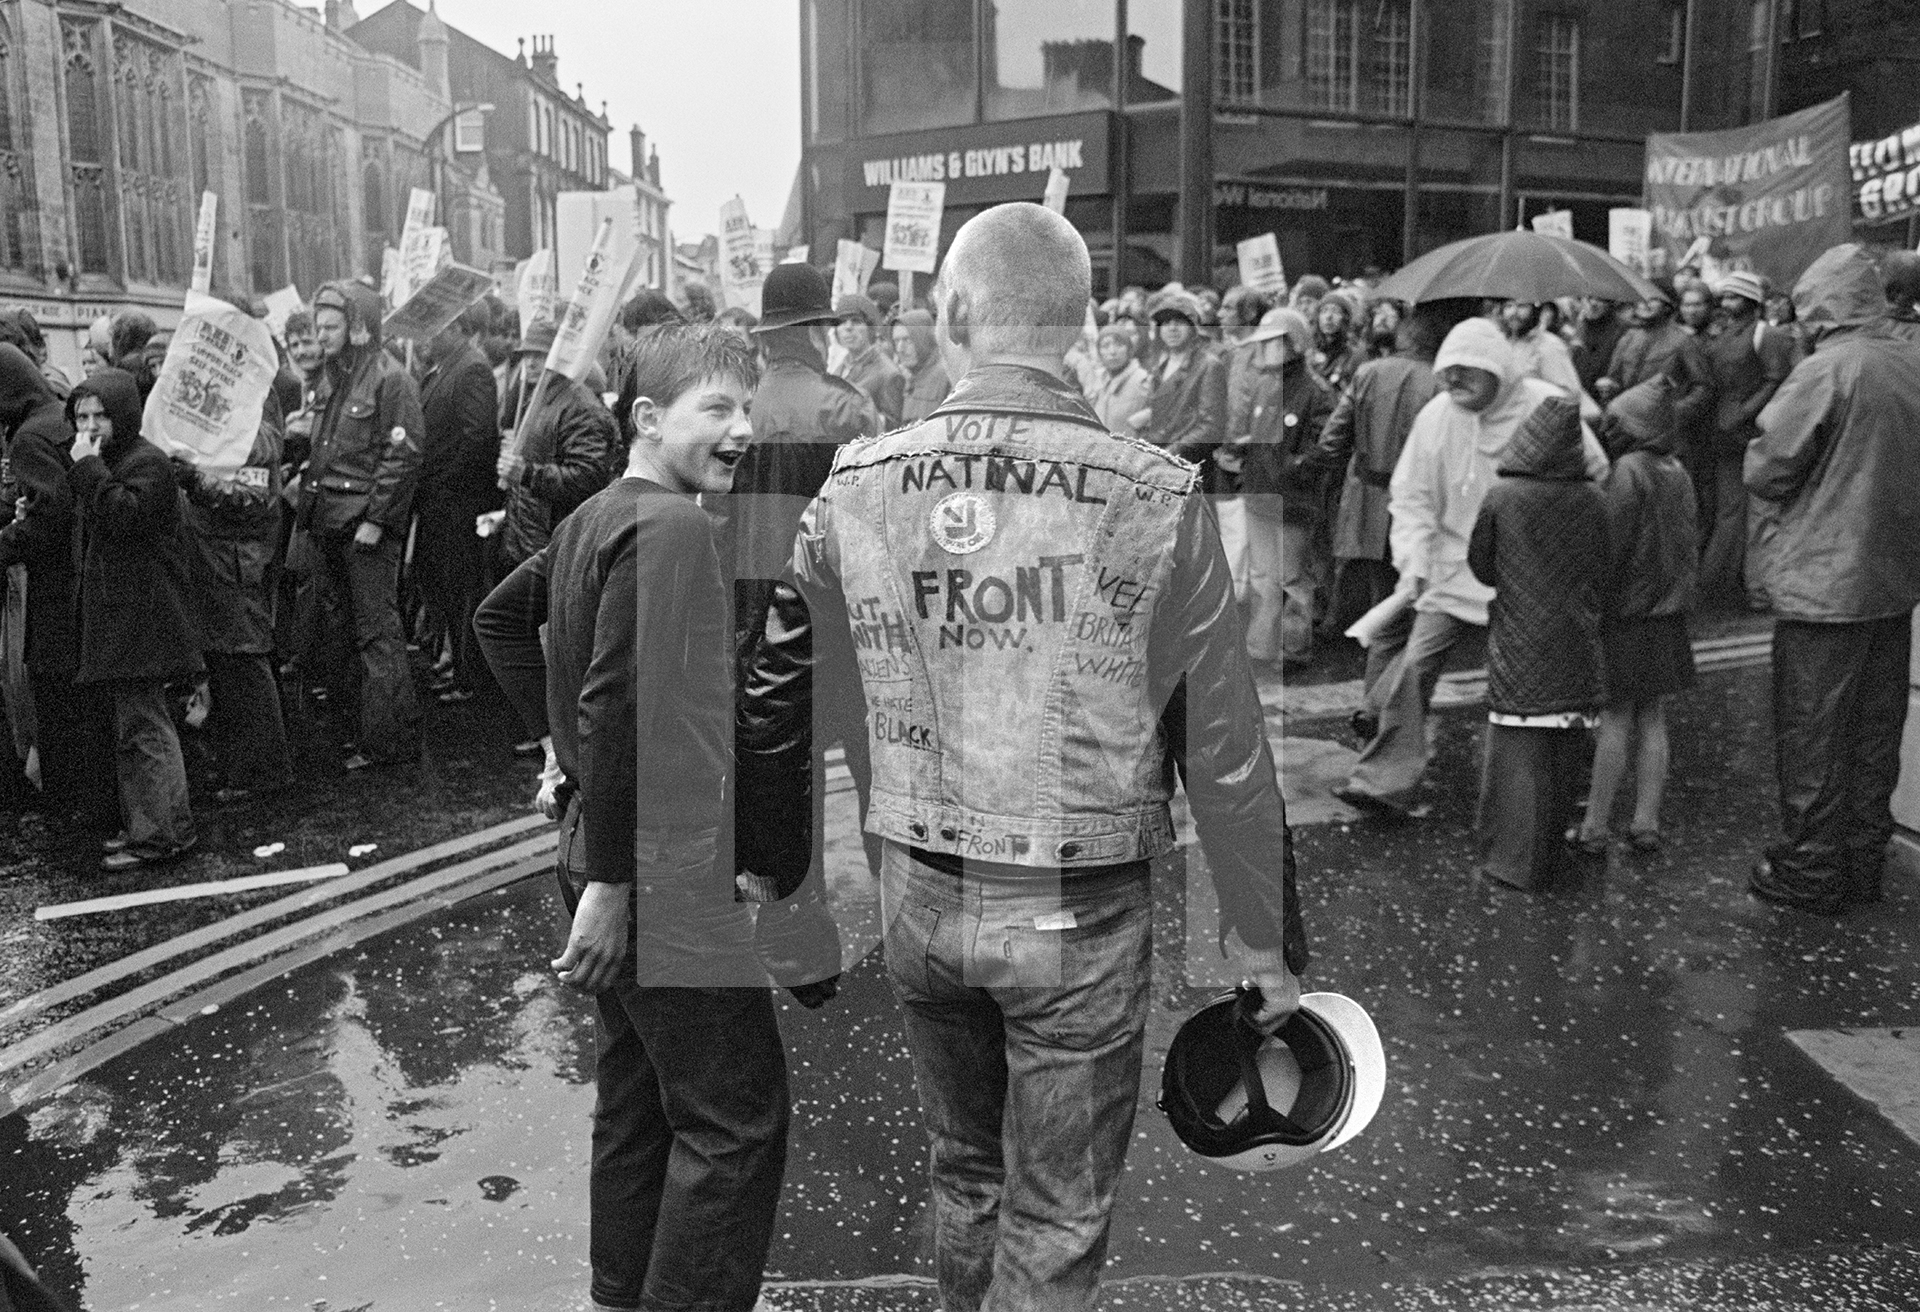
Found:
[252,842,286,859]
[35,864,353,922]
[348,844,378,857]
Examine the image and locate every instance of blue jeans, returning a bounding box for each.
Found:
[880,842,1152,1312]
[106,679,194,852]
[557,856,790,1311]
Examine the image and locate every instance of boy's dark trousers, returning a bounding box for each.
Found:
[555,809,790,1312]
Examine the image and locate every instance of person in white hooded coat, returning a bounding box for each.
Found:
[1335,316,1607,817]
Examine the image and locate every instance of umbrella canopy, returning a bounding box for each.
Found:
[1372,231,1661,307]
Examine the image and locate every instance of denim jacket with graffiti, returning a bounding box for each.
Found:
[793,363,1306,964]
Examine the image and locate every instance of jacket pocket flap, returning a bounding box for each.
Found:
[344,400,377,420]
[319,472,371,493]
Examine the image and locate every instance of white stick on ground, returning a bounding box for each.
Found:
[36,864,353,923]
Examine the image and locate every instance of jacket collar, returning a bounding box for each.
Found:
[928,364,1105,430]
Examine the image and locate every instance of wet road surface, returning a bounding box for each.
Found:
[5,656,1920,1309]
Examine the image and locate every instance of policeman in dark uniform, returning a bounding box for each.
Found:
[302,281,424,769]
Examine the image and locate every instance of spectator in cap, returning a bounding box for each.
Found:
[1230,307,1334,669]
[1699,269,1798,608]
[1596,285,1715,471]
[1572,376,1698,856]
[299,280,425,770]
[891,309,951,423]
[1086,320,1151,436]
[496,318,618,570]
[1746,243,1920,914]
[831,293,906,429]
[1309,289,1363,395]
[1142,286,1228,481]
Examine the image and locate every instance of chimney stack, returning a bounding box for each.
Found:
[530,35,558,84]
[630,125,647,181]
[324,0,361,29]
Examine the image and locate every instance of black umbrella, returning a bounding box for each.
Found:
[1371,231,1661,306]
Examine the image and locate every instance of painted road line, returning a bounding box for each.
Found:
[35,864,353,922]
[0,834,556,1080]
[1786,1028,1920,1148]
[0,857,547,1121]
[0,811,553,1036]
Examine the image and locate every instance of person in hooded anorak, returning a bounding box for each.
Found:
[1745,243,1920,915]
[891,309,951,423]
[300,280,425,771]
[1335,316,1607,819]
[1466,395,1610,889]
[1572,376,1698,856]
[66,368,203,870]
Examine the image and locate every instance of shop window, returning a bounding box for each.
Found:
[985,0,1116,122]
[1215,0,1256,105]
[1747,0,1769,120]
[244,95,271,205]
[859,0,975,134]
[1305,1,1411,117]
[1533,14,1578,132]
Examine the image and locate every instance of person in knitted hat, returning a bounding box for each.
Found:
[1571,376,1698,856]
[1465,395,1610,889]
[1087,319,1151,435]
[1334,316,1609,819]
[1700,268,1798,608]
[1142,286,1228,480]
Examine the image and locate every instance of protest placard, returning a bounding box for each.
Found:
[1042,166,1070,214]
[1235,233,1287,296]
[883,181,944,274]
[781,244,810,265]
[719,197,763,316]
[1530,210,1574,239]
[833,239,879,299]
[190,192,218,295]
[380,246,402,310]
[1608,209,1653,276]
[754,228,776,279]
[383,264,497,344]
[141,292,279,479]
[398,226,449,311]
[261,285,303,341]
[545,217,636,383]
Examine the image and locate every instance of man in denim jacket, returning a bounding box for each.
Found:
[792,203,1309,1312]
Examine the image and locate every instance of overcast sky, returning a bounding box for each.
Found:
[362,0,801,243]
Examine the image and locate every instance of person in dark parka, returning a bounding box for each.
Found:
[174,390,292,803]
[0,344,113,827]
[415,302,502,703]
[494,322,618,571]
[1467,394,1609,891]
[67,369,201,869]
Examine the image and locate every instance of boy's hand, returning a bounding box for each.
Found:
[553,880,629,993]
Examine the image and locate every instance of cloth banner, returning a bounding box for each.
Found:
[142,292,278,478]
[1852,121,1920,225]
[1608,209,1653,277]
[1643,93,1852,290]
[883,181,944,274]
[384,264,497,344]
[1235,233,1286,295]
[720,197,763,316]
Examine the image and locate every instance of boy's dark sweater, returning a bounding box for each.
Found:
[475,476,732,884]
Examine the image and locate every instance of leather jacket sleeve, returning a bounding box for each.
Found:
[523,386,617,513]
[1148,490,1308,973]
[1166,355,1229,464]
[366,371,425,532]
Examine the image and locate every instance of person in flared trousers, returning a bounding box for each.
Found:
[1464,396,1609,890]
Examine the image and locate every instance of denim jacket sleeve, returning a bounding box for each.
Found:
[1149,490,1309,974]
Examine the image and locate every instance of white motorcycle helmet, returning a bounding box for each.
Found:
[1159,989,1385,1171]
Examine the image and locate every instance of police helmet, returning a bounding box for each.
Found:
[1159,989,1384,1171]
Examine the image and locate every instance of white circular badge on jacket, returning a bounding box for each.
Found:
[931,492,995,554]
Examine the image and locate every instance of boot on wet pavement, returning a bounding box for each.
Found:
[1747,856,1848,915]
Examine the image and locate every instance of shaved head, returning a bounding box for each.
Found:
[936,202,1091,370]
